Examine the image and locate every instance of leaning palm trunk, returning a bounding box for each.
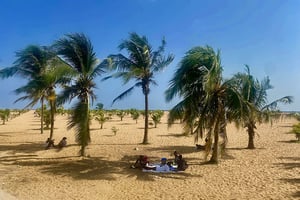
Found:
[142,91,149,144]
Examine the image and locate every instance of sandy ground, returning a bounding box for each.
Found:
[0,110,299,200]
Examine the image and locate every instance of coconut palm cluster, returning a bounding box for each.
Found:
[0,33,294,160]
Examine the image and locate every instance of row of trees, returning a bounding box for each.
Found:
[92,108,164,129]
[0,32,173,156]
[0,33,292,161]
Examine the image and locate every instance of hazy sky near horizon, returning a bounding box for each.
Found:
[0,0,299,111]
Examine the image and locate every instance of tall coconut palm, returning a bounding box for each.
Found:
[166,46,249,163]
[229,65,293,149]
[107,32,174,144]
[0,45,57,134]
[54,33,107,156]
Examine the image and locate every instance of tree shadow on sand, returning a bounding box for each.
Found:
[147,145,198,155]
[121,155,202,181]
[279,178,300,198]
[0,142,44,154]
[0,155,200,182]
[157,133,189,138]
[275,156,300,198]
[275,156,300,170]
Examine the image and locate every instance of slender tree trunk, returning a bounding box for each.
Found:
[210,114,220,164]
[210,99,223,164]
[142,92,149,144]
[80,96,91,157]
[40,97,44,134]
[49,99,55,140]
[219,110,228,153]
[247,123,255,149]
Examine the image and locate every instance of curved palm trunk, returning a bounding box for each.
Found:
[142,92,149,144]
[40,97,44,134]
[247,121,256,149]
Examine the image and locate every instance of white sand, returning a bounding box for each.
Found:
[0,110,299,200]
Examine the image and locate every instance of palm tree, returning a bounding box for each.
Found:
[0,45,57,134]
[94,110,109,129]
[229,65,293,149]
[15,63,73,139]
[107,32,174,144]
[166,46,248,163]
[165,46,214,135]
[54,33,107,156]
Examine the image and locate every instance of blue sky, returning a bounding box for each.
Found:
[0,0,299,111]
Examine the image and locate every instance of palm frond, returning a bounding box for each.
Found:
[262,96,293,111]
[0,66,18,79]
[111,85,137,105]
[68,101,91,155]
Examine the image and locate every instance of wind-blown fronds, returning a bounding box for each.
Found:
[54,33,107,156]
[68,101,91,156]
[106,32,174,144]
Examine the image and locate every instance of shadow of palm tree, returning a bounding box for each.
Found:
[277,140,299,143]
[292,191,300,198]
[0,155,200,181]
[0,142,44,154]
[147,145,198,155]
[279,178,300,198]
[275,156,300,169]
[121,155,201,181]
[157,133,189,138]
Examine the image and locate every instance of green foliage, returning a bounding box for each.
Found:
[95,103,104,110]
[0,109,10,124]
[129,109,140,124]
[54,33,108,156]
[56,106,67,115]
[43,109,51,129]
[111,126,119,135]
[290,123,300,141]
[293,113,300,121]
[150,110,164,128]
[229,65,293,148]
[116,110,127,121]
[94,110,110,129]
[107,32,174,144]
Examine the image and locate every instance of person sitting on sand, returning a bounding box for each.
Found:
[176,155,188,171]
[45,138,55,149]
[131,155,150,169]
[173,151,181,164]
[57,137,67,149]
